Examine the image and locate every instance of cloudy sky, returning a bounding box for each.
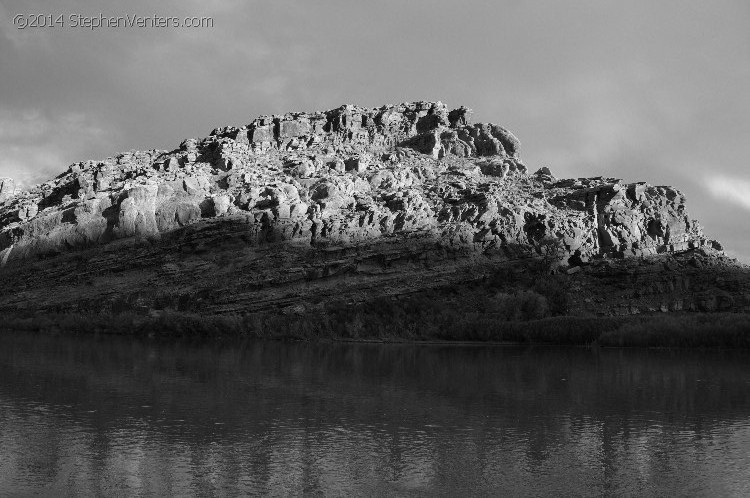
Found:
[1,0,749,260]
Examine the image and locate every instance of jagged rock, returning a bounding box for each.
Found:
[117,186,159,238]
[285,158,316,178]
[345,153,371,173]
[0,100,725,278]
[328,157,346,173]
[17,203,38,221]
[212,195,231,216]
[0,177,15,202]
[479,159,510,178]
[448,106,472,127]
[535,167,552,176]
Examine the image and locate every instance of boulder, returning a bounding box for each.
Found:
[448,106,472,127]
[345,154,371,173]
[212,195,231,216]
[0,177,15,202]
[535,167,552,176]
[480,160,511,178]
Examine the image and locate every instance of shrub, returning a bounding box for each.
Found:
[599,314,750,348]
[533,275,569,315]
[488,291,549,321]
[3,304,750,349]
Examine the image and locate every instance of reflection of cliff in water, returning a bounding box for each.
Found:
[2,333,750,495]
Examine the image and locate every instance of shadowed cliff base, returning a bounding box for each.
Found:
[3,259,750,349]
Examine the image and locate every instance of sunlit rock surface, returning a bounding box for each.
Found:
[0,101,744,317]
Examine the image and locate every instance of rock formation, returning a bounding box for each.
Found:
[0,101,718,265]
[0,177,14,203]
[0,101,744,318]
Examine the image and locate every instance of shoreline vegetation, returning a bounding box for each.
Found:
[2,263,749,347]
[2,308,750,348]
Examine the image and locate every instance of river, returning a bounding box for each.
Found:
[1,332,750,496]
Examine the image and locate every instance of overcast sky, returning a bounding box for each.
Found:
[1,0,749,260]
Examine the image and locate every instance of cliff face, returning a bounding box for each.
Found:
[0,101,717,264]
[0,101,740,317]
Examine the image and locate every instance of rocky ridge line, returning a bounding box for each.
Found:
[0,101,722,270]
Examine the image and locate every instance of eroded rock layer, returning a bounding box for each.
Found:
[2,101,743,320]
[0,101,718,271]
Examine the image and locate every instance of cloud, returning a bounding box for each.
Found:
[705,175,750,212]
[0,108,113,189]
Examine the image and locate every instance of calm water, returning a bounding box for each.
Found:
[2,333,750,496]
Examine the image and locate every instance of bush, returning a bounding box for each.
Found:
[533,276,569,315]
[3,305,750,349]
[599,314,750,348]
[495,316,621,345]
[488,291,549,321]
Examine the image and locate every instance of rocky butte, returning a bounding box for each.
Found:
[0,101,748,339]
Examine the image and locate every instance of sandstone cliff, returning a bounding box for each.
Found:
[0,101,719,264]
[0,101,744,319]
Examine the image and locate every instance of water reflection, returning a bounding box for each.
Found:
[1,332,750,495]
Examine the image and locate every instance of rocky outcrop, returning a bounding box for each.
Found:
[0,177,14,203]
[0,101,718,270]
[0,100,740,319]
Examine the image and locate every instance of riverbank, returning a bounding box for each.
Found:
[2,309,750,348]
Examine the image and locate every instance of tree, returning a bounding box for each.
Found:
[537,235,566,271]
